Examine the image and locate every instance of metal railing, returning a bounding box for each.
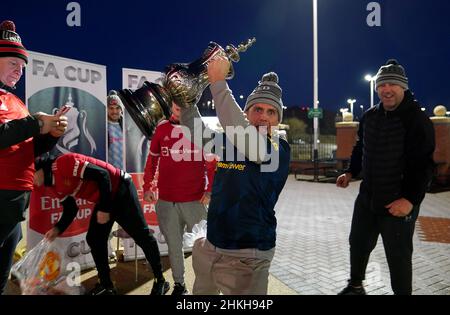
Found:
[289,135,337,161]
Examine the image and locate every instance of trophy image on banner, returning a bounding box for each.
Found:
[118,38,256,139]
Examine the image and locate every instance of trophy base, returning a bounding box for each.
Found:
[118,81,172,139]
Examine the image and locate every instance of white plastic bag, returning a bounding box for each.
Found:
[11,239,78,295]
[183,220,207,248]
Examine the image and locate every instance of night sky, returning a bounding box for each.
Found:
[4,0,450,115]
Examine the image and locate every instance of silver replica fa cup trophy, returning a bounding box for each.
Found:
[118,38,256,139]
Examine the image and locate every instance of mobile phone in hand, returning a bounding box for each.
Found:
[56,105,72,116]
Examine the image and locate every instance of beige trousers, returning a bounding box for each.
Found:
[192,237,275,295]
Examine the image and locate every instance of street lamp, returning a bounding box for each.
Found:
[365,74,375,108]
[360,104,364,118]
[239,95,244,106]
[347,98,356,115]
[312,0,319,181]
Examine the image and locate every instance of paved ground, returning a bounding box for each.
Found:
[5,175,450,295]
[271,175,450,295]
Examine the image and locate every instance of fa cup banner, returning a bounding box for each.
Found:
[26,51,108,269]
[120,68,197,260]
[122,68,162,173]
[120,68,169,260]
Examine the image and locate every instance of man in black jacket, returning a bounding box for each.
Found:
[336,59,435,295]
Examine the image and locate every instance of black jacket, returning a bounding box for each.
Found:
[348,90,435,213]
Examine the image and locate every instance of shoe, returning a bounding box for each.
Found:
[87,283,117,295]
[337,282,366,295]
[171,282,189,295]
[112,228,130,239]
[150,279,170,295]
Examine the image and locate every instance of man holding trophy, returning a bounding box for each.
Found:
[118,38,290,295]
[179,56,291,295]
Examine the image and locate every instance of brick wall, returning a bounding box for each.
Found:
[431,118,450,184]
[335,122,358,170]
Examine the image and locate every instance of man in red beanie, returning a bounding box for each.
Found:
[0,20,67,294]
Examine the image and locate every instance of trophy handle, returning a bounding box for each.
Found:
[162,38,255,109]
[223,38,255,78]
[225,37,256,63]
[200,38,256,70]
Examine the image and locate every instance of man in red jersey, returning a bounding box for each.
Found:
[35,153,170,295]
[143,102,216,295]
[0,20,67,294]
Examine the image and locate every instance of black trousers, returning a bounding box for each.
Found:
[348,192,419,295]
[85,175,163,287]
[0,190,30,295]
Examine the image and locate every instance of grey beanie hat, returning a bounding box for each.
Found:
[375,59,409,90]
[107,90,124,110]
[244,72,283,122]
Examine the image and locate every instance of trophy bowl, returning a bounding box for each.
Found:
[118,81,172,139]
[162,38,255,108]
[117,37,255,139]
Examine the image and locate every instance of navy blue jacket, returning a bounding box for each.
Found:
[207,134,290,250]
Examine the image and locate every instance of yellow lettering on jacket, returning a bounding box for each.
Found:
[217,162,246,171]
